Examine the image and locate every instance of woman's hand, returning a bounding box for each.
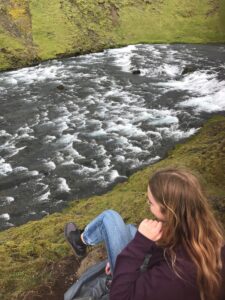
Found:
[138,219,162,241]
[105,261,111,275]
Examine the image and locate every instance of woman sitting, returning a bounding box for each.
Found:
[65,167,225,300]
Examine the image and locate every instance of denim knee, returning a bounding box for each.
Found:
[103,209,119,215]
[102,209,121,219]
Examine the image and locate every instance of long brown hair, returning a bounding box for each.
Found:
[148,167,224,300]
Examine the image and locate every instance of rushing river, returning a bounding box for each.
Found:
[0,44,225,230]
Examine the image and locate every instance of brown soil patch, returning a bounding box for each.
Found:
[206,0,220,17]
[17,255,79,300]
[17,247,107,300]
[110,4,119,26]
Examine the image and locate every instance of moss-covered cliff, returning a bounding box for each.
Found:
[0,0,225,71]
[0,115,225,299]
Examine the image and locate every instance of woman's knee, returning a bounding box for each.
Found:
[102,209,121,218]
[101,210,124,228]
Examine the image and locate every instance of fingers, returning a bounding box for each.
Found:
[105,262,111,275]
[142,219,162,228]
[138,219,163,241]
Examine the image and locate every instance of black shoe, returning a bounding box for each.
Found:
[64,222,87,258]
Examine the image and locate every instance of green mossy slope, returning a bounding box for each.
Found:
[0,115,225,299]
[0,0,225,71]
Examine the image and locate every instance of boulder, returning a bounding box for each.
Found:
[181,65,198,76]
[56,84,65,90]
[132,69,141,75]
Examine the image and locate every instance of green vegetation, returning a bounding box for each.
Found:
[0,0,225,71]
[0,115,225,299]
[117,0,225,44]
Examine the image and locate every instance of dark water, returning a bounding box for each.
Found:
[0,44,225,230]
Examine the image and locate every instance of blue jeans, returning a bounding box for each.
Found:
[82,210,137,274]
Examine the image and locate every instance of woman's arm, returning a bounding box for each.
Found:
[110,220,191,300]
[110,231,184,300]
[110,230,157,299]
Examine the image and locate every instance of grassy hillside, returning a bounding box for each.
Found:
[0,0,225,71]
[0,115,225,299]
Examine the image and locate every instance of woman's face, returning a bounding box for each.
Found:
[147,186,165,221]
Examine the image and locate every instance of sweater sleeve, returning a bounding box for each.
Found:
[110,231,183,300]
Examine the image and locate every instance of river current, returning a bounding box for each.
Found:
[0,44,225,230]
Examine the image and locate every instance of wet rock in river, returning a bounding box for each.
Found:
[181,65,199,76]
[56,84,65,90]
[132,69,141,75]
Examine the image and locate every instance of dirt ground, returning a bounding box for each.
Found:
[17,256,79,300]
[17,247,107,300]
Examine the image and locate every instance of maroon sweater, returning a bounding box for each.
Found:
[110,231,225,300]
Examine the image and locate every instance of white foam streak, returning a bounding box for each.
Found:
[37,191,51,202]
[161,71,222,95]
[180,86,225,112]
[157,126,199,141]
[5,197,14,203]
[109,45,136,72]
[109,170,120,181]
[162,64,180,77]
[0,213,10,220]
[0,160,12,176]
[13,166,28,173]
[5,65,61,85]
[88,129,107,137]
[157,69,225,113]
[149,115,179,125]
[42,161,56,170]
[56,178,70,193]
